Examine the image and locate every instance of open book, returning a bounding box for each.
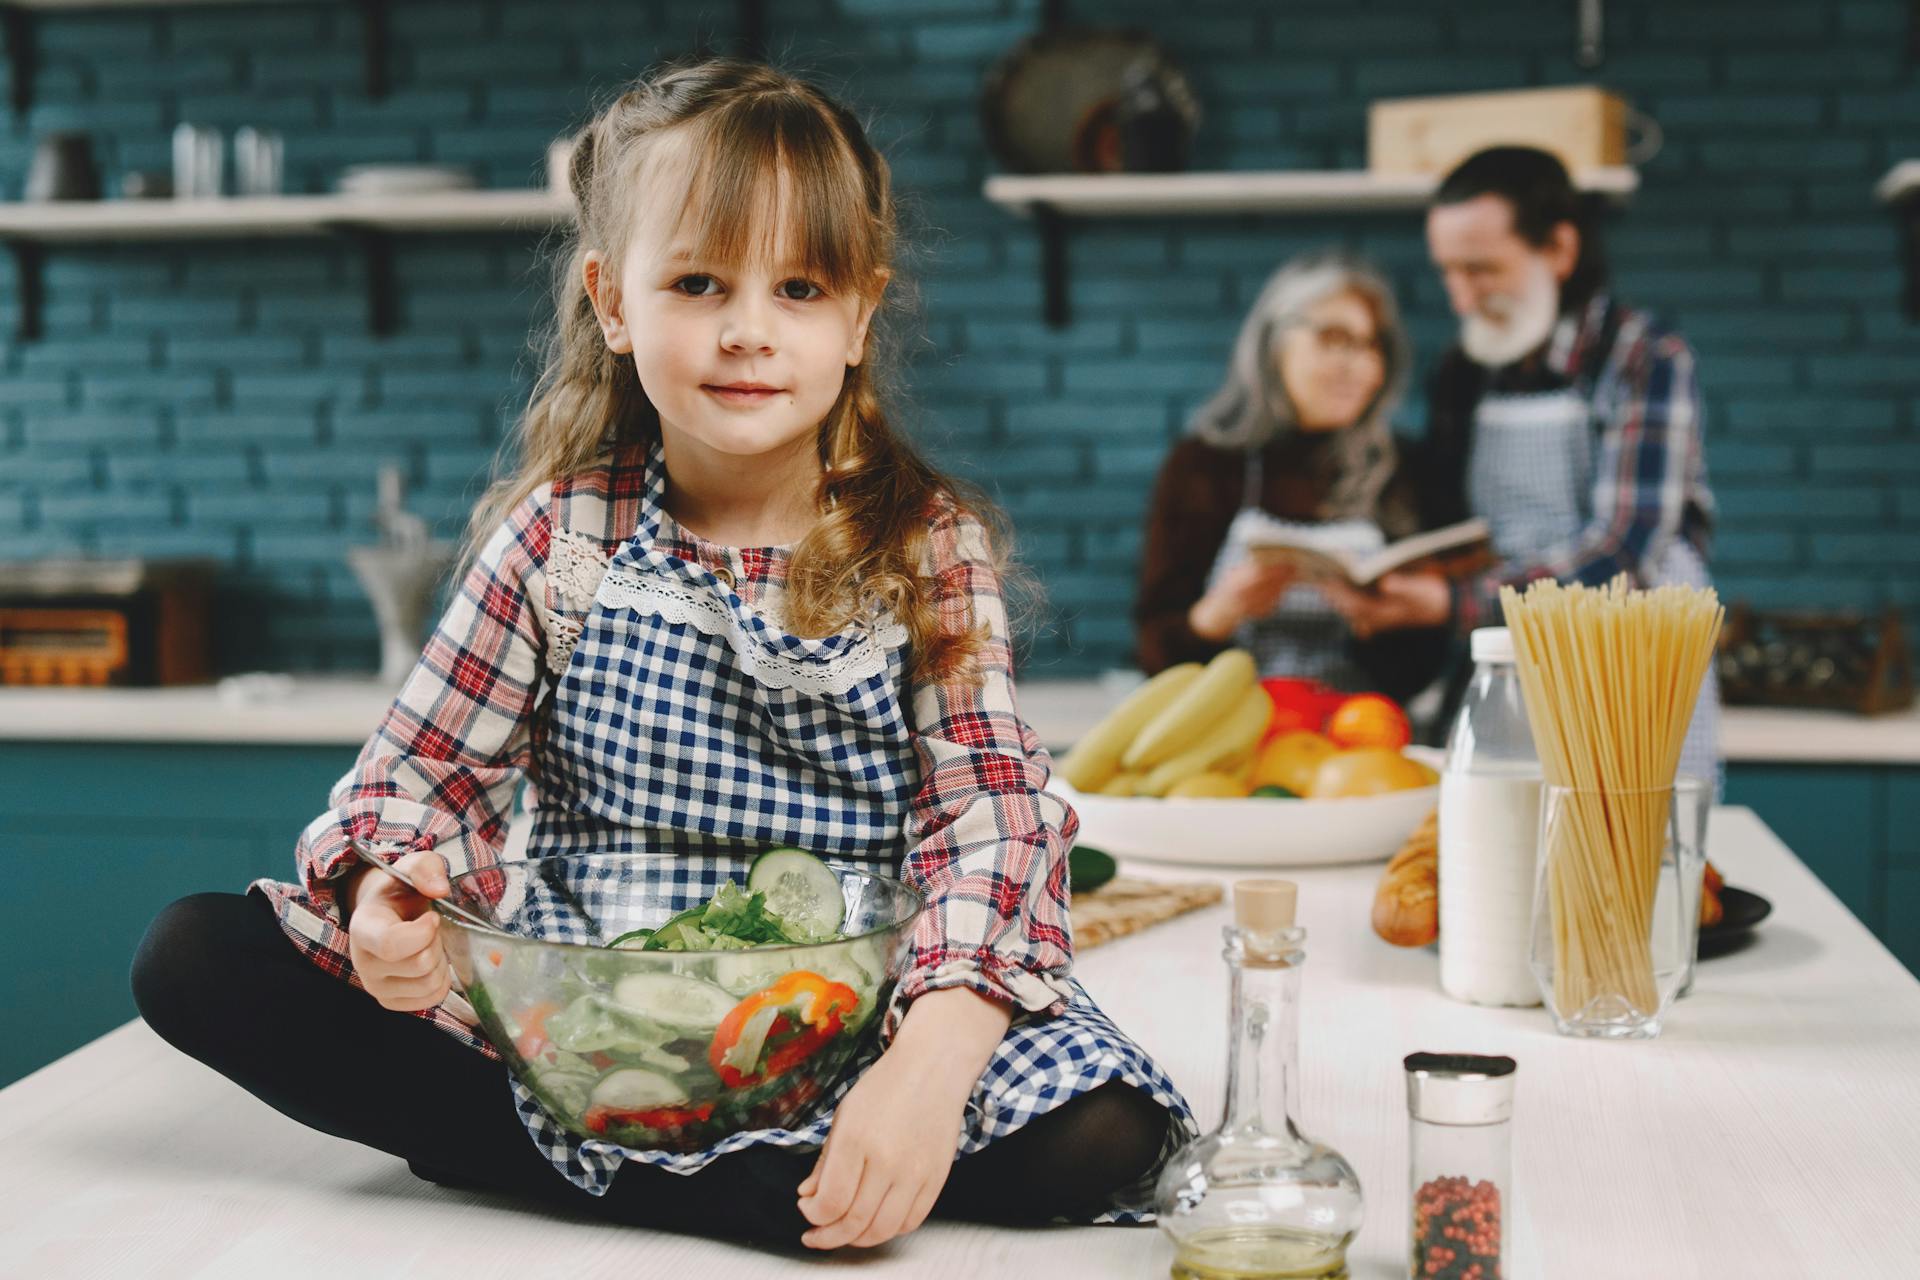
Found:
[1247,518,1494,588]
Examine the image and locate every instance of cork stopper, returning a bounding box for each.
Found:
[1234,879,1298,932]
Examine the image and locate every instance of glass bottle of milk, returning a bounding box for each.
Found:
[1438,627,1543,1007]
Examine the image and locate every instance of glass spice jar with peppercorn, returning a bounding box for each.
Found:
[1404,1053,1516,1280]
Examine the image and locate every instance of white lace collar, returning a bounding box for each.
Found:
[542,448,908,696]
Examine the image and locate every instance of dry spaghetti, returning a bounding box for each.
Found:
[1499,577,1723,1019]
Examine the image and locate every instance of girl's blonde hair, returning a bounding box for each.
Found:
[1186,250,1408,521]
[470,58,991,682]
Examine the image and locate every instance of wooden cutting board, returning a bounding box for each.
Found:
[1074,876,1223,949]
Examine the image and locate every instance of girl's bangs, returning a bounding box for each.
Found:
[662,101,877,295]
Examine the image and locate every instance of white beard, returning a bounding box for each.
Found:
[1459,259,1561,368]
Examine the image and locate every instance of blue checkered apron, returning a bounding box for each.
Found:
[509,449,1195,1221]
[1208,447,1386,691]
[1469,388,1721,789]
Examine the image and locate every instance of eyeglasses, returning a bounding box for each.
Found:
[1302,323,1386,361]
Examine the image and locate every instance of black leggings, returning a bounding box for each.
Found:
[131,892,1171,1250]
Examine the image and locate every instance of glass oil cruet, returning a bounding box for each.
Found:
[1155,880,1364,1280]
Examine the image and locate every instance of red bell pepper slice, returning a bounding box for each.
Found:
[583,1100,717,1135]
[708,970,858,1089]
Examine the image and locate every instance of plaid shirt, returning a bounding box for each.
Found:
[257,442,1077,1055]
[1422,294,1716,633]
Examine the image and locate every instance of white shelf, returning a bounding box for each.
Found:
[0,189,574,243]
[983,166,1640,219]
[5,0,303,7]
[1877,161,1920,205]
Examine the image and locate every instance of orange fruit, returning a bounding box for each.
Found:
[1250,730,1338,797]
[1309,747,1435,799]
[1325,694,1412,751]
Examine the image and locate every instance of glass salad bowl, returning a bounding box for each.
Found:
[434,850,924,1153]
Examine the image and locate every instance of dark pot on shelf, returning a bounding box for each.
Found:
[1115,60,1200,173]
[25,133,101,201]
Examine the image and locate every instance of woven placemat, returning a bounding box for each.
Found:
[1074,876,1224,949]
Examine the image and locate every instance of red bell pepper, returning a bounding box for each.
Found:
[583,1100,716,1135]
[708,970,858,1089]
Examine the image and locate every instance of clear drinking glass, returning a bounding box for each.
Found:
[1675,776,1714,1000]
[171,123,224,199]
[1529,778,1709,1038]
[233,126,284,196]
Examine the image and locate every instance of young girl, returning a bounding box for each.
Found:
[131,59,1191,1251]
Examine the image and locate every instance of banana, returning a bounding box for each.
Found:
[1137,685,1273,796]
[1099,771,1146,797]
[1121,647,1257,770]
[1056,662,1203,792]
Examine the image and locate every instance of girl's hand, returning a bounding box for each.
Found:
[794,1037,965,1250]
[343,848,454,1013]
[1189,561,1298,641]
[797,986,1011,1250]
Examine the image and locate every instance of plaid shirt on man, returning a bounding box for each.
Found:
[1418,293,1717,634]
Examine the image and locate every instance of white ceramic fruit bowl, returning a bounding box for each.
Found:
[1055,747,1442,869]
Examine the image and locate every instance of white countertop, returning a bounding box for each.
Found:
[4,807,1918,1278]
[2,675,1917,764]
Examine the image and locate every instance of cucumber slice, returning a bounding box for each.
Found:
[641,907,708,951]
[532,1066,598,1116]
[589,1067,687,1111]
[708,950,794,996]
[606,928,655,950]
[1069,845,1118,894]
[748,847,844,939]
[610,972,739,1032]
[633,1043,691,1074]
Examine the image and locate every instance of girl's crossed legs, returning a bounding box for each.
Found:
[132,892,1171,1250]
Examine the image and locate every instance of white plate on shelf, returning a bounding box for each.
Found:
[1057,747,1442,868]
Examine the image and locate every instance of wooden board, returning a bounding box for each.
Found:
[1369,85,1627,176]
[1073,876,1222,948]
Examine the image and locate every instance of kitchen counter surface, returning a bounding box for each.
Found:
[3,675,1917,764]
[4,807,1918,1278]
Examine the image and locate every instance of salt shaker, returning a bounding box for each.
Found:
[1437,627,1542,1006]
[1405,1053,1516,1280]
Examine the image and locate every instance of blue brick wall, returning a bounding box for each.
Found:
[0,0,1914,674]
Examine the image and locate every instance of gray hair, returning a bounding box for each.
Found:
[1185,250,1409,520]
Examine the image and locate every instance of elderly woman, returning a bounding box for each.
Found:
[1133,251,1445,701]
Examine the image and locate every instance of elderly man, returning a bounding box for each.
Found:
[1327,146,1719,783]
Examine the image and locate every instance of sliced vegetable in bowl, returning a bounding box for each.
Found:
[749,846,846,939]
[436,848,923,1153]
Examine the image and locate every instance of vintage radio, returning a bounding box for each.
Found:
[0,560,215,686]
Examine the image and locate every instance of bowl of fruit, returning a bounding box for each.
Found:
[439,848,922,1152]
[1053,651,1439,867]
